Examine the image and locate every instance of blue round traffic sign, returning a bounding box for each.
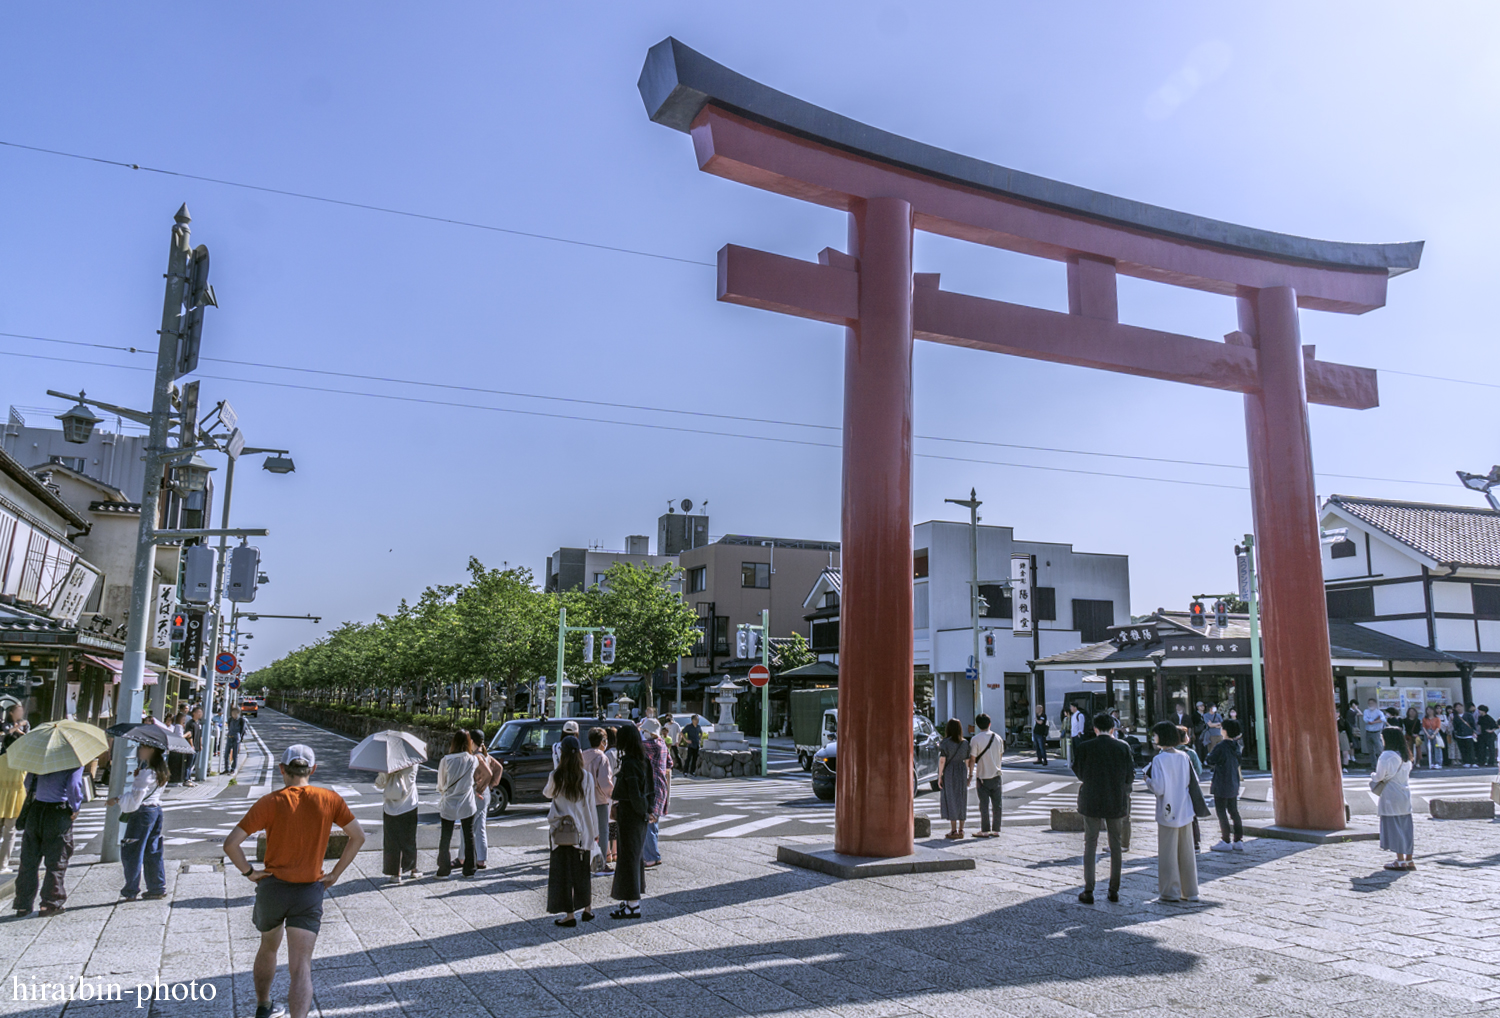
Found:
[215,652,237,674]
[229,676,241,690]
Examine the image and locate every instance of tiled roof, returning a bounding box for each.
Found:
[0,446,89,530]
[1327,494,1500,568]
[88,500,140,515]
[1327,623,1453,663]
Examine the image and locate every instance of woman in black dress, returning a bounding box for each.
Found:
[608,723,656,919]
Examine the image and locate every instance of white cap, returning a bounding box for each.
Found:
[282,744,316,767]
[562,720,579,734]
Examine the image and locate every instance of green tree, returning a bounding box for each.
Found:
[772,632,816,674]
[598,562,699,715]
[453,559,554,720]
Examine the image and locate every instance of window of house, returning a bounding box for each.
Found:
[593,573,606,586]
[1035,587,1057,621]
[823,591,839,608]
[1475,584,1500,619]
[1072,599,1115,643]
[810,618,840,653]
[687,566,707,593]
[741,562,770,588]
[1326,585,1375,620]
[712,616,730,654]
[913,551,929,579]
[1330,539,1358,559]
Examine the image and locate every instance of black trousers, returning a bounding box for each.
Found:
[611,802,648,902]
[547,846,592,915]
[14,805,73,911]
[437,816,475,877]
[1457,738,1476,765]
[1216,796,1243,842]
[383,809,419,875]
[683,745,699,774]
[1482,733,1498,767]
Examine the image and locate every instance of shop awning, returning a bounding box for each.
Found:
[83,654,123,679]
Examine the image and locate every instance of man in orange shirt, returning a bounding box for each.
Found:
[224,745,365,1018]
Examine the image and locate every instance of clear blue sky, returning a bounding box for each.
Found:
[3,3,1495,666]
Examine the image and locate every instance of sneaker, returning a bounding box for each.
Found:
[254,1004,287,1018]
[407,871,422,881]
[1232,841,1245,852]
[386,875,403,886]
[141,892,167,901]
[1210,841,1234,853]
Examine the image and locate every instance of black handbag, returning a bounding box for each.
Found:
[14,789,35,832]
[1188,770,1211,819]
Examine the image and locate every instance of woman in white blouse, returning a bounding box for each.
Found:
[1371,727,1415,870]
[375,762,420,884]
[107,743,170,901]
[1142,721,1199,903]
[545,735,600,927]
[435,731,477,879]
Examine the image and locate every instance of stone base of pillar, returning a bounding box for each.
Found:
[776,843,974,879]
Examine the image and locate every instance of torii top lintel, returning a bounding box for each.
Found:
[638,37,1422,317]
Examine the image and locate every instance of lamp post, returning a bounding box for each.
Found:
[194,440,294,781]
[945,490,983,724]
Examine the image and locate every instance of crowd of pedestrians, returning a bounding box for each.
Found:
[1344,698,1496,770]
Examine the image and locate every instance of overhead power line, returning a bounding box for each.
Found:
[0,343,1461,495]
[0,139,716,268]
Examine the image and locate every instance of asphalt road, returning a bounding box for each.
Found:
[67,709,1500,860]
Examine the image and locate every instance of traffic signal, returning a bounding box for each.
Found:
[736,627,749,658]
[1213,599,1229,628]
[183,545,216,603]
[226,545,261,602]
[600,633,616,665]
[1189,600,1205,627]
[746,629,760,660]
[583,633,594,663]
[170,613,188,644]
[984,631,995,657]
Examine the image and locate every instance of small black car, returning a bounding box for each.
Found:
[811,714,942,801]
[486,716,637,816]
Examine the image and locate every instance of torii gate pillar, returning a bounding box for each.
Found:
[838,198,917,857]
[640,38,1423,853]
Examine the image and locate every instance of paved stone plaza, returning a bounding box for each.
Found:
[3,816,1499,1017]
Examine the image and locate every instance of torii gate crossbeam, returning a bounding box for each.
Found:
[639,38,1422,857]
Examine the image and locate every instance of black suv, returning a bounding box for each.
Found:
[486,716,637,816]
[811,714,941,801]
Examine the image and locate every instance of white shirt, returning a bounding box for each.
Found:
[1070,711,1087,737]
[1370,751,1413,816]
[121,764,163,813]
[1142,749,1194,827]
[970,730,1003,780]
[375,765,418,815]
[1363,707,1387,732]
[436,752,477,821]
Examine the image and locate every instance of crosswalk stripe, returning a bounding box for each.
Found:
[1027,781,1072,795]
[659,814,748,836]
[705,815,793,838]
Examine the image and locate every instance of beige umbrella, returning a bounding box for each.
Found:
[6,720,110,775]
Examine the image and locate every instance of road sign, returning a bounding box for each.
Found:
[215,652,238,674]
[747,663,770,687]
[228,676,241,690]
[965,665,978,681]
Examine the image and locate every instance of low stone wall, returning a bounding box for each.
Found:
[271,699,456,753]
[1430,798,1495,820]
[694,748,763,778]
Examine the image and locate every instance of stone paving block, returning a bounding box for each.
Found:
[1429,797,1495,819]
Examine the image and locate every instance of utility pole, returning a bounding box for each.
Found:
[760,607,769,771]
[945,489,983,723]
[101,206,194,863]
[1239,535,1269,771]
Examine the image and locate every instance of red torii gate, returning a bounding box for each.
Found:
[640,39,1422,857]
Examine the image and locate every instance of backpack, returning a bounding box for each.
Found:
[549,813,580,849]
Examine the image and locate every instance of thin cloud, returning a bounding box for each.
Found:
[1144,40,1233,120]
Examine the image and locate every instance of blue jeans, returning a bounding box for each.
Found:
[223,740,239,772]
[643,821,660,864]
[120,805,165,897]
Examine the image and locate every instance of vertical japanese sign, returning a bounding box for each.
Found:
[49,560,100,625]
[152,583,176,650]
[1011,553,1033,638]
[1236,546,1253,603]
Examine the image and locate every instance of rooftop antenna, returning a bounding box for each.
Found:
[1457,466,1500,511]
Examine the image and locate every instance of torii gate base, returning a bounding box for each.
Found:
[641,39,1422,864]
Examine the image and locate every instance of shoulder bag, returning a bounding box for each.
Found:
[548,812,580,850]
[1187,761,1211,819]
[972,732,996,766]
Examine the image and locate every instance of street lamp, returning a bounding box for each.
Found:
[1457,466,1500,511]
[55,393,103,444]
[174,453,216,493]
[262,455,296,474]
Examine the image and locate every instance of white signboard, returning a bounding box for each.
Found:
[1236,549,1254,603]
[49,560,100,625]
[1011,554,1033,638]
[152,583,176,650]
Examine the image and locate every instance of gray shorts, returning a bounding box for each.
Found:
[252,876,325,934]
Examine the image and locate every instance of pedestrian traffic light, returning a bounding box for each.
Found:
[170,613,188,644]
[1189,600,1205,627]
[600,633,616,665]
[746,629,760,660]
[583,632,594,663]
[736,627,749,658]
[1213,599,1229,628]
[226,545,261,603]
[984,631,995,657]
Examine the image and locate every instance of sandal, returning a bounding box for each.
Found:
[554,917,577,928]
[581,911,595,922]
[608,904,641,920]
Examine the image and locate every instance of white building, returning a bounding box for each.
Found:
[1320,494,1500,708]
